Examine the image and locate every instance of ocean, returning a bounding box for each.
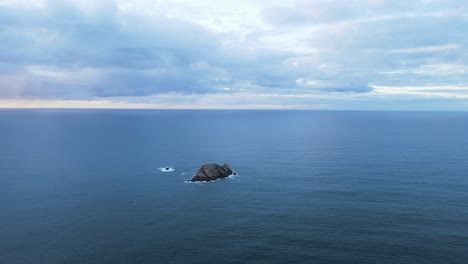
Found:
[1,110,467,264]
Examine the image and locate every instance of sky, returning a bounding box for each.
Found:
[0,0,467,110]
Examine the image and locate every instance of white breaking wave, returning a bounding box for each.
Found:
[228,173,240,179]
[159,167,175,172]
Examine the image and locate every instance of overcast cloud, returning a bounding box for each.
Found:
[0,0,467,109]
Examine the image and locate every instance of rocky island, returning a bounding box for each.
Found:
[191,163,234,182]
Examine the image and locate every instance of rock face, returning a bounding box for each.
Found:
[191,163,233,182]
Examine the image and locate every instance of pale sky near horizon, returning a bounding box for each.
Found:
[0,0,467,110]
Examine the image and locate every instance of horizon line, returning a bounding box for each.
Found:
[1,107,467,112]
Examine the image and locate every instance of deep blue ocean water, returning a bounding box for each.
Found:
[1,110,467,264]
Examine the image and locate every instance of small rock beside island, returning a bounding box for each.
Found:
[191,163,234,182]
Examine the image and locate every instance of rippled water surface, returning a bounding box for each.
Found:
[1,110,467,264]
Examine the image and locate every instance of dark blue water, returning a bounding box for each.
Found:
[1,110,467,264]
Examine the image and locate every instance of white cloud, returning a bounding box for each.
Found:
[372,85,468,99]
[389,44,461,54]
[412,64,468,75]
[0,0,467,109]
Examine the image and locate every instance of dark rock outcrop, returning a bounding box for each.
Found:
[191,163,233,182]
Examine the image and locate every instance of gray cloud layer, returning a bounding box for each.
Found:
[0,0,467,108]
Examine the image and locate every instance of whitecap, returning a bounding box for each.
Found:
[159,167,175,172]
[228,173,240,179]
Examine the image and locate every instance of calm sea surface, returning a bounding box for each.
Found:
[1,110,467,264]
